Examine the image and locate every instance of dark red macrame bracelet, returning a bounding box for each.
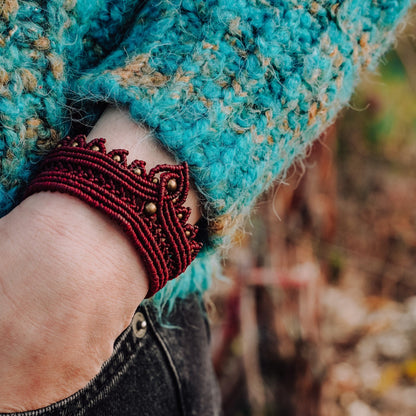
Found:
[25,135,202,297]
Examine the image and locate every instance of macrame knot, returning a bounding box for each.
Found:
[25,135,202,297]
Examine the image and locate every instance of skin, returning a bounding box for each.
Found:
[0,107,201,412]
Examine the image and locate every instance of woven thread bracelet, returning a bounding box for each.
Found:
[24,135,202,298]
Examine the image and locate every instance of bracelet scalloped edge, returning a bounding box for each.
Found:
[24,135,203,298]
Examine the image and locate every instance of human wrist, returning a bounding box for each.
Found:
[0,106,205,411]
[24,106,203,296]
[0,192,149,411]
[0,191,148,326]
[21,191,146,277]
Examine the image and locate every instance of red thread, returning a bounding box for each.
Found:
[25,135,202,297]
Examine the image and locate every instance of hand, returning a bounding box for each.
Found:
[0,192,148,412]
[0,107,201,412]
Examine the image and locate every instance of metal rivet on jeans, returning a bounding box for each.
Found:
[132,312,147,339]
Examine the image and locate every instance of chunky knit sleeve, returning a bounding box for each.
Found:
[0,0,149,215]
[0,1,77,213]
[73,0,413,243]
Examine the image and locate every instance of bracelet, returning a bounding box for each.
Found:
[25,135,202,297]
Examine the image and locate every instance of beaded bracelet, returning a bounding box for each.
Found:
[25,135,202,297]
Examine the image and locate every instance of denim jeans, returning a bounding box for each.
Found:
[2,295,222,416]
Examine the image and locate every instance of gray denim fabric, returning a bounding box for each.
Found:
[2,295,222,416]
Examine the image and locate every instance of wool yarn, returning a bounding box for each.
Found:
[0,0,413,308]
[0,1,73,210]
[0,0,146,214]
[74,0,413,246]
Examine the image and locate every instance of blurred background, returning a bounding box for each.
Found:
[209,11,416,416]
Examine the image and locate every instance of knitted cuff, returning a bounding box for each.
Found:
[24,135,202,298]
[72,0,412,246]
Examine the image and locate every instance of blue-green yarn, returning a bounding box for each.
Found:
[0,1,74,215]
[73,0,413,245]
[0,0,144,215]
[0,0,413,314]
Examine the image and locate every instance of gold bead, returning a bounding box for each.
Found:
[152,177,159,184]
[172,198,178,204]
[167,178,177,192]
[72,142,78,147]
[91,145,100,151]
[144,202,157,215]
[57,144,62,148]
[133,168,142,175]
[113,155,121,162]
[177,213,183,220]
[185,230,191,237]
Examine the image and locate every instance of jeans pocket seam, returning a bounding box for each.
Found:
[2,324,144,416]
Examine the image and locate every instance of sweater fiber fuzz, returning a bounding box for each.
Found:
[0,0,413,307]
[75,0,412,242]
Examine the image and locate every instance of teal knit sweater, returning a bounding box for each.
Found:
[0,0,413,309]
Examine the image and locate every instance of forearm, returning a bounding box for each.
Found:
[0,106,201,412]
